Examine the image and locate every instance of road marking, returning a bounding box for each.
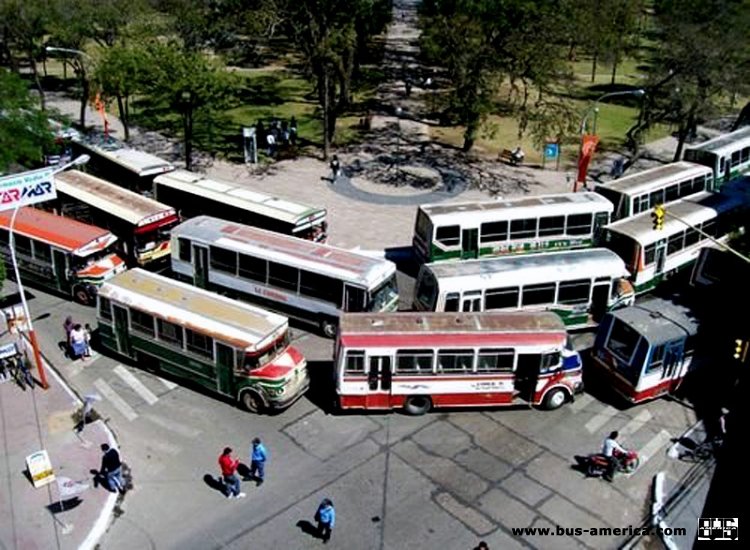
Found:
[639,430,673,465]
[142,437,182,456]
[569,393,594,413]
[114,365,159,405]
[158,377,178,391]
[585,405,618,434]
[93,379,138,422]
[144,413,202,439]
[619,409,653,437]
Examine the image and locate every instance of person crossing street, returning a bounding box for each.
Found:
[250,437,268,486]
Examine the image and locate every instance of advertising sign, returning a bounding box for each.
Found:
[26,449,55,488]
[0,167,56,212]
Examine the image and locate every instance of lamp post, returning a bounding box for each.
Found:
[574,89,645,192]
[7,154,90,390]
[45,46,93,128]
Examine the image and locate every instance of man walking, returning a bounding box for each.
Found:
[329,155,341,183]
[315,498,335,543]
[218,447,246,499]
[250,438,268,486]
[100,443,124,493]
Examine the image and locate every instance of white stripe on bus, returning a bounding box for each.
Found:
[114,365,160,405]
[93,378,139,421]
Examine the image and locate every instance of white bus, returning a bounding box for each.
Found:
[413,192,613,262]
[413,249,635,329]
[70,134,175,193]
[683,126,750,187]
[51,170,180,269]
[335,311,583,415]
[601,192,746,294]
[154,170,328,242]
[594,161,713,221]
[170,216,399,337]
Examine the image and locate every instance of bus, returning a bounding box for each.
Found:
[70,133,175,193]
[51,170,180,269]
[153,170,328,242]
[335,311,583,414]
[591,298,699,404]
[683,126,750,187]
[600,192,746,294]
[413,249,634,329]
[594,161,713,221]
[170,216,399,337]
[97,269,309,412]
[0,207,125,305]
[413,192,613,263]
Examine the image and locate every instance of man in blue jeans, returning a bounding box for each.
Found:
[100,444,123,493]
[250,438,268,486]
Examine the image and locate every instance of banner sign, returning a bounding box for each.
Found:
[0,167,56,212]
[26,449,55,488]
[544,142,559,159]
[577,134,600,186]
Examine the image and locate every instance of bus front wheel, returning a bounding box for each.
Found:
[320,319,338,339]
[542,388,568,410]
[240,390,266,413]
[404,395,432,416]
[73,286,92,306]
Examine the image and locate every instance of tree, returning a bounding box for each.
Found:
[0,69,53,172]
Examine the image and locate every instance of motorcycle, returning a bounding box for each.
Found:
[584,449,640,479]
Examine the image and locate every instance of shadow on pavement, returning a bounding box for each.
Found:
[296,520,320,539]
[202,474,226,496]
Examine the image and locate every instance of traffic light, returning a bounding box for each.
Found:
[733,339,747,361]
[652,204,665,230]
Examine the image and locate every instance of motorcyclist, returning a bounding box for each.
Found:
[602,430,625,482]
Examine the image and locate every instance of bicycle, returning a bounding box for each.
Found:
[676,436,720,462]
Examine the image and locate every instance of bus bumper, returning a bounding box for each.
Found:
[268,378,310,410]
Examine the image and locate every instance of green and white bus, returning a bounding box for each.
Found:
[683,126,750,187]
[170,216,399,337]
[601,191,746,294]
[594,161,713,221]
[97,269,309,412]
[413,192,612,263]
[413,249,635,329]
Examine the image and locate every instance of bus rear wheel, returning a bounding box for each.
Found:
[320,319,337,339]
[404,395,432,416]
[74,286,92,306]
[542,388,568,410]
[240,390,265,413]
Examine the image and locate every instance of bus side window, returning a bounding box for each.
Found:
[485,287,519,310]
[344,350,365,373]
[345,285,366,312]
[0,228,7,245]
[444,293,459,312]
[435,225,460,247]
[14,235,32,256]
[645,344,665,374]
[178,238,192,262]
[540,352,561,373]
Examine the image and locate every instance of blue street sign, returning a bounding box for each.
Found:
[544,143,559,159]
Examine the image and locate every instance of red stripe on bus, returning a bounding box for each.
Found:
[134,214,180,234]
[339,333,565,348]
[338,391,519,410]
[591,357,676,404]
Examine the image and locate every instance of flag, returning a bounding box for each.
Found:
[577,134,600,187]
[93,92,110,137]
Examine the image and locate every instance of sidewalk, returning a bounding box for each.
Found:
[0,302,117,550]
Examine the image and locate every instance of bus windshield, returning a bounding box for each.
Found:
[70,246,119,272]
[135,219,180,253]
[415,271,438,310]
[295,220,327,242]
[244,331,291,371]
[368,275,398,311]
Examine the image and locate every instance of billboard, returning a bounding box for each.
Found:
[0,167,56,212]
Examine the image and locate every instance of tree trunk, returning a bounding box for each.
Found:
[117,94,130,142]
[79,70,89,129]
[610,60,618,85]
[29,54,45,111]
[183,109,193,170]
[463,114,479,152]
[591,50,598,83]
[322,70,330,160]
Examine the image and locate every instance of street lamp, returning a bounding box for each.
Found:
[574,89,645,192]
[7,154,89,390]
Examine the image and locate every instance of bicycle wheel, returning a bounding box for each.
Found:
[695,445,713,461]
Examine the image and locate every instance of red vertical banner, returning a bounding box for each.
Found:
[93,92,110,137]
[577,134,599,188]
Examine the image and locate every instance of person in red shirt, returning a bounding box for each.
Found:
[218,447,245,499]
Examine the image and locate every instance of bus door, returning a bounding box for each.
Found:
[662,340,685,393]
[514,354,540,403]
[52,250,71,295]
[591,277,610,320]
[461,291,482,312]
[193,245,209,289]
[461,228,479,259]
[215,343,234,396]
[654,240,667,276]
[112,305,132,357]
[593,212,609,241]
[366,355,392,408]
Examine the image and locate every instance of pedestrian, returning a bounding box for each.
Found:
[315,498,335,543]
[83,323,92,358]
[218,447,246,499]
[266,132,276,157]
[405,75,412,97]
[290,116,298,145]
[63,316,75,340]
[77,393,100,433]
[329,155,341,183]
[250,437,268,486]
[100,443,124,493]
[69,324,87,360]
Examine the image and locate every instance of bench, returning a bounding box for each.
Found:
[499,149,521,166]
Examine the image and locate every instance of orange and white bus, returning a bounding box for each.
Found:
[50,170,179,269]
[335,311,583,415]
[0,208,126,305]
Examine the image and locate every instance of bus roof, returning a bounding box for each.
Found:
[425,248,628,286]
[74,135,175,176]
[603,191,745,244]
[684,126,750,156]
[154,169,325,225]
[56,170,177,227]
[173,216,396,288]
[604,298,699,345]
[0,207,118,256]
[339,311,566,348]
[418,192,612,223]
[594,162,711,195]
[99,269,288,350]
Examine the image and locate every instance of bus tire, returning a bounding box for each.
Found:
[240,389,266,413]
[542,387,568,410]
[404,395,432,416]
[73,286,92,306]
[320,319,338,339]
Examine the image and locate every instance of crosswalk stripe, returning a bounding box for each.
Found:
[639,430,672,465]
[619,409,653,437]
[158,377,178,391]
[142,437,182,456]
[144,413,202,439]
[569,393,594,413]
[114,365,160,405]
[93,378,138,421]
[585,405,618,434]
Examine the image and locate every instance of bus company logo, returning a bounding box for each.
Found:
[698,518,738,541]
[0,181,53,205]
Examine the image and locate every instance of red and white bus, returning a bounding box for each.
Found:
[335,311,583,415]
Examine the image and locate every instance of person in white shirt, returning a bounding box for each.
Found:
[601,431,625,481]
